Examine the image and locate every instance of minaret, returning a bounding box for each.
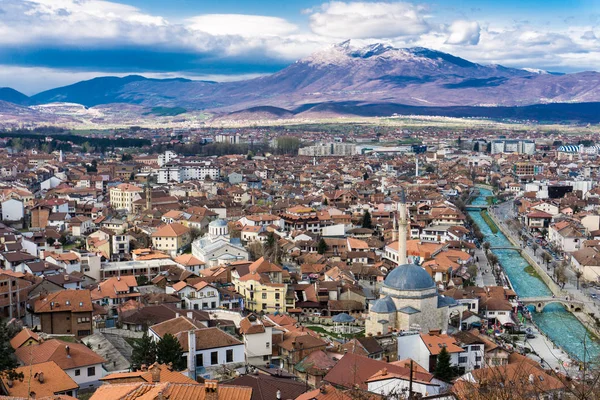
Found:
[392,215,398,242]
[145,184,152,211]
[398,188,408,265]
[415,156,419,177]
[59,150,63,163]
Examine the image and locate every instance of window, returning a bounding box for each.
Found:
[226,349,233,363]
[266,342,270,348]
[458,356,467,364]
[275,293,280,300]
[262,303,267,310]
[75,369,80,376]
[87,366,96,376]
[475,356,482,362]
[196,354,203,367]
[211,351,218,365]
[262,293,267,299]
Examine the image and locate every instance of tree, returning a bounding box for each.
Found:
[247,241,264,260]
[361,210,373,229]
[575,270,583,289]
[434,347,457,382]
[532,243,539,256]
[136,275,149,286]
[482,241,491,253]
[156,334,186,371]
[363,172,369,181]
[130,331,157,371]
[189,227,202,242]
[542,253,552,269]
[317,238,329,255]
[46,237,56,246]
[322,198,329,206]
[122,153,134,161]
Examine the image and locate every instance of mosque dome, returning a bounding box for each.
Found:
[383,263,435,291]
[370,296,396,313]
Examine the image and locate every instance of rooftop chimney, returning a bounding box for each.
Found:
[65,345,70,357]
[149,363,160,383]
[187,330,197,381]
[205,380,218,400]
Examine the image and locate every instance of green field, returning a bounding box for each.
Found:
[480,210,499,234]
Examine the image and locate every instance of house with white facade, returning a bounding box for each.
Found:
[149,317,245,380]
[396,331,463,373]
[1,199,24,221]
[166,281,220,310]
[239,315,274,366]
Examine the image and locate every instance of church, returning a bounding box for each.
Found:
[366,192,457,335]
[191,219,249,267]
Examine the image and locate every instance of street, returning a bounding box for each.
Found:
[490,200,600,316]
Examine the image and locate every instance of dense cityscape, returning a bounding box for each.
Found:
[0,124,597,399]
[1,0,600,399]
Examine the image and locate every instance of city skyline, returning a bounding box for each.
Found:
[1,0,599,94]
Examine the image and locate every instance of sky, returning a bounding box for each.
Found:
[0,0,599,94]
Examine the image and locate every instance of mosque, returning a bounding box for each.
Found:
[365,192,457,335]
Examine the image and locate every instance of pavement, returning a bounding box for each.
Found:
[519,323,579,377]
[473,246,497,287]
[490,201,600,317]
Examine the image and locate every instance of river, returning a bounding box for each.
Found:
[469,188,600,363]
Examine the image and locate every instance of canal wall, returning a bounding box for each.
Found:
[488,207,600,337]
[487,209,562,295]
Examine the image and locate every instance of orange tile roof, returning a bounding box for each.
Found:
[15,339,106,369]
[152,223,190,238]
[101,363,198,385]
[35,289,93,313]
[174,254,205,266]
[10,328,40,349]
[90,382,252,400]
[1,361,79,398]
[91,276,138,301]
[420,332,464,355]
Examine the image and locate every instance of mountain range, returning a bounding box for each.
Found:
[2,41,600,122]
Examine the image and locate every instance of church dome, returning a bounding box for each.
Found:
[370,296,396,313]
[384,264,435,291]
[209,219,228,227]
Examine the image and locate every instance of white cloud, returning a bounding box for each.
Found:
[445,20,480,45]
[187,14,298,38]
[309,1,430,39]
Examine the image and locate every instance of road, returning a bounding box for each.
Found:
[490,200,600,316]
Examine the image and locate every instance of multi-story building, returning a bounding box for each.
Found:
[299,142,356,156]
[157,161,220,184]
[34,290,94,338]
[109,183,143,212]
[491,139,536,155]
[233,257,294,313]
[151,223,191,257]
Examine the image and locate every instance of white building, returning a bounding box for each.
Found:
[166,281,220,310]
[299,142,356,156]
[158,161,220,184]
[1,198,24,221]
[239,315,275,366]
[191,220,249,267]
[396,332,463,373]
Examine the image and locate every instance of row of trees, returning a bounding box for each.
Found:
[131,332,186,371]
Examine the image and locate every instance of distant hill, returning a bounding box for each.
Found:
[1,41,600,123]
[31,75,197,107]
[0,88,32,106]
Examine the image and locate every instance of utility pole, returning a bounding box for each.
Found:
[408,359,414,400]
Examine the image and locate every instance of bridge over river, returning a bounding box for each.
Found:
[520,296,584,313]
